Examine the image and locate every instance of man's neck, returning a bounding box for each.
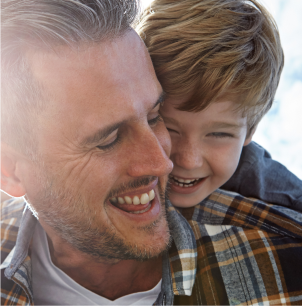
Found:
[44,223,162,300]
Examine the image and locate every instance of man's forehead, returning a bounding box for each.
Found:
[24,30,162,147]
[25,31,159,111]
[28,31,150,84]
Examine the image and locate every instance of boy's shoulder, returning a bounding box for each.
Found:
[175,189,302,305]
[181,188,302,236]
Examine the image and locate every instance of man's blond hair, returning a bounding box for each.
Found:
[137,0,284,134]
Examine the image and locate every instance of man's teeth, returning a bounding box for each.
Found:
[169,175,201,187]
[110,189,155,205]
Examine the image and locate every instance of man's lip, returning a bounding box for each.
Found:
[109,178,158,199]
[112,201,152,212]
[107,189,161,221]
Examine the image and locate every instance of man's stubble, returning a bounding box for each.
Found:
[28,165,172,262]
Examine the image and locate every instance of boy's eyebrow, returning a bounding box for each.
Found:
[80,91,166,147]
[160,115,179,126]
[209,121,245,129]
[161,116,245,130]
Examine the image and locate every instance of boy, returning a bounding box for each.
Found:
[137,0,302,209]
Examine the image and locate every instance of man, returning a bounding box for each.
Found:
[1,0,302,305]
[1,0,173,304]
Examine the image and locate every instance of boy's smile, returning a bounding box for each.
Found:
[169,174,208,194]
[160,95,254,208]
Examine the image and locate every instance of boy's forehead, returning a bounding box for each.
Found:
[162,93,247,121]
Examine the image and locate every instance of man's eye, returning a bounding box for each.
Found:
[209,132,233,138]
[148,115,162,126]
[97,132,121,151]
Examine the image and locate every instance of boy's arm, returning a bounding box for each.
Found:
[221,141,302,212]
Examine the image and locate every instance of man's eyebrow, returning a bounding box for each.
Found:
[80,91,166,147]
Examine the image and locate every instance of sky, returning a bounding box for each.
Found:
[140,0,302,179]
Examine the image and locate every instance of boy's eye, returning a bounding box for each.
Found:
[166,127,179,134]
[209,132,233,138]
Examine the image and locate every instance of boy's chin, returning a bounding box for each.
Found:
[169,190,209,208]
[169,178,213,208]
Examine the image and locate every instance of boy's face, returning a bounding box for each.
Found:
[160,95,253,208]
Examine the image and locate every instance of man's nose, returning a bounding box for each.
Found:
[172,145,203,171]
[127,127,173,178]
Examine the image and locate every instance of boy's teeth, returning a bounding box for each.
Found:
[110,189,155,205]
[170,175,198,184]
[170,175,202,188]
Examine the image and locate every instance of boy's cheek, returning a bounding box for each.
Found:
[212,143,243,179]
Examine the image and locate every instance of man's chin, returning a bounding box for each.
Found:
[103,216,172,261]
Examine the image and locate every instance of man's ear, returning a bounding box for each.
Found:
[1,143,27,197]
[243,125,257,146]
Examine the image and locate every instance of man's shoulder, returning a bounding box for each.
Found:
[1,197,26,264]
[1,196,26,224]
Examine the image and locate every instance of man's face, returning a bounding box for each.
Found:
[160,95,252,208]
[20,31,173,260]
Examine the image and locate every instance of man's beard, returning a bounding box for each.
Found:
[30,169,172,262]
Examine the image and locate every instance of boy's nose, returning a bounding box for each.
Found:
[172,147,204,171]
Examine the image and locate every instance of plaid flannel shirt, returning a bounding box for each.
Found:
[1,189,302,305]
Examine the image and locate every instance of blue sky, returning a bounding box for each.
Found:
[141,0,302,179]
[253,0,302,179]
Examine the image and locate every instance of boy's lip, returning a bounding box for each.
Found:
[169,174,203,181]
[169,175,208,194]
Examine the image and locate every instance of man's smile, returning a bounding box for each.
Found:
[108,179,161,216]
[110,189,155,205]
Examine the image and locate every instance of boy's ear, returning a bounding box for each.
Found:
[1,143,27,197]
[243,125,257,146]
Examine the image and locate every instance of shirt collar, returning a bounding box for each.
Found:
[4,205,37,278]
[3,198,198,296]
[166,200,197,296]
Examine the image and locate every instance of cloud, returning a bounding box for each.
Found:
[254,0,302,178]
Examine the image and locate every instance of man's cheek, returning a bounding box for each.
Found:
[156,122,172,158]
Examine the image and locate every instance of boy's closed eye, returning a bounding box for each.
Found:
[208,132,234,138]
[166,127,179,134]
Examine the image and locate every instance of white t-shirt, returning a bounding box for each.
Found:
[31,222,162,305]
